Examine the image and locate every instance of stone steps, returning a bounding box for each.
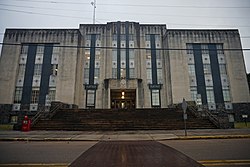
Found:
[32,108,217,131]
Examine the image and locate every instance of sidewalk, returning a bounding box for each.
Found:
[0,129,249,141]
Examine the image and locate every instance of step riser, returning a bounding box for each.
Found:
[33,109,217,130]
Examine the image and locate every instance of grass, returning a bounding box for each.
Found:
[0,124,14,130]
[234,122,250,129]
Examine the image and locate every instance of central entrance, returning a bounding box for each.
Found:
[111,89,136,109]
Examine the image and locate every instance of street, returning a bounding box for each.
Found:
[161,139,250,167]
[0,139,250,166]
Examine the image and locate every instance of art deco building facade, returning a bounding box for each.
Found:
[0,21,249,118]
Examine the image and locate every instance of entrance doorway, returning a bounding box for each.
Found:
[111,89,136,109]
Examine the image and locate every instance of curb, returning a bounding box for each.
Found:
[0,135,250,141]
[177,135,250,140]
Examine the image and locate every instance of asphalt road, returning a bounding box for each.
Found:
[160,139,250,167]
[0,139,249,166]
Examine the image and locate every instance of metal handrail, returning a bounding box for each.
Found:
[31,107,45,126]
[31,103,62,127]
[204,109,220,128]
[48,103,62,119]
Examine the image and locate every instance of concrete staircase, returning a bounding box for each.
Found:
[32,108,217,131]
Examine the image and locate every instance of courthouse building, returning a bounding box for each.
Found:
[0,21,249,123]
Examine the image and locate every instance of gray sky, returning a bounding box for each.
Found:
[0,0,250,73]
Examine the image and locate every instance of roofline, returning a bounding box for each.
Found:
[5,28,79,31]
[167,29,239,31]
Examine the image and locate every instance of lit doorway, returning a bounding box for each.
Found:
[111,89,136,109]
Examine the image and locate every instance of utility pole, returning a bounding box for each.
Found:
[91,0,96,24]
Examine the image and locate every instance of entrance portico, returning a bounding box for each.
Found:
[111,89,136,109]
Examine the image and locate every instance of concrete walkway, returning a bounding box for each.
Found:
[0,129,249,141]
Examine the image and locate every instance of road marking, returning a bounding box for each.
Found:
[0,163,69,167]
[198,159,250,166]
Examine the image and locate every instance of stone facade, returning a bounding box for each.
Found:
[0,21,249,123]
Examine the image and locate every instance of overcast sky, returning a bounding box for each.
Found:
[0,0,250,73]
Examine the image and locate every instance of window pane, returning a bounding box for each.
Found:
[21,45,28,54]
[84,68,89,79]
[87,90,95,107]
[112,50,117,61]
[147,69,152,80]
[219,64,227,74]
[36,45,44,54]
[34,64,42,76]
[31,89,39,103]
[186,44,193,54]
[112,68,117,79]
[94,68,100,78]
[223,89,231,102]
[206,88,215,103]
[203,64,211,74]
[157,69,162,80]
[188,64,195,76]
[152,89,160,106]
[14,87,22,103]
[48,89,56,101]
[129,68,135,78]
[18,64,26,76]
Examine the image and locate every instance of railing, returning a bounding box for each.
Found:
[48,103,62,119]
[31,103,62,127]
[186,101,200,118]
[203,109,221,128]
[31,106,46,127]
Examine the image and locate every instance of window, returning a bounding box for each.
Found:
[18,64,26,76]
[36,45,44,54]
[112,35,117,41]
[203,64,211,74]
[201,44,209,54]
[129,49,135,59]
[129,68,135,78]
[186,44,193,54]
[156,50,161,59]
[85,49,90,60]
[94,68,100,79]
[112,50,117,61]
[53,45,60,54]
[34,64,42,76]
[86,34,91,41]
[188,64,196,76]
[21,45,28,54]
[48,88,56,101]
[157,69,162,82]
[217,44,224,54]
[223,89,231,102]
[219,64,227,74]
[146,69,152,80]
[190,87,197,101]
[31,88,39,103]
[14,87,22,103]
[145,34,151,41]
[129,34,134,41]
[112,68,117,79]
[84,68,89,80]
[86,90,95,107]
[206,88,215,103]
[120,34,126,41]
[155,35,160,42]
[151,89,160,107]
[10,116,18,124]
[51,64,58,76]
